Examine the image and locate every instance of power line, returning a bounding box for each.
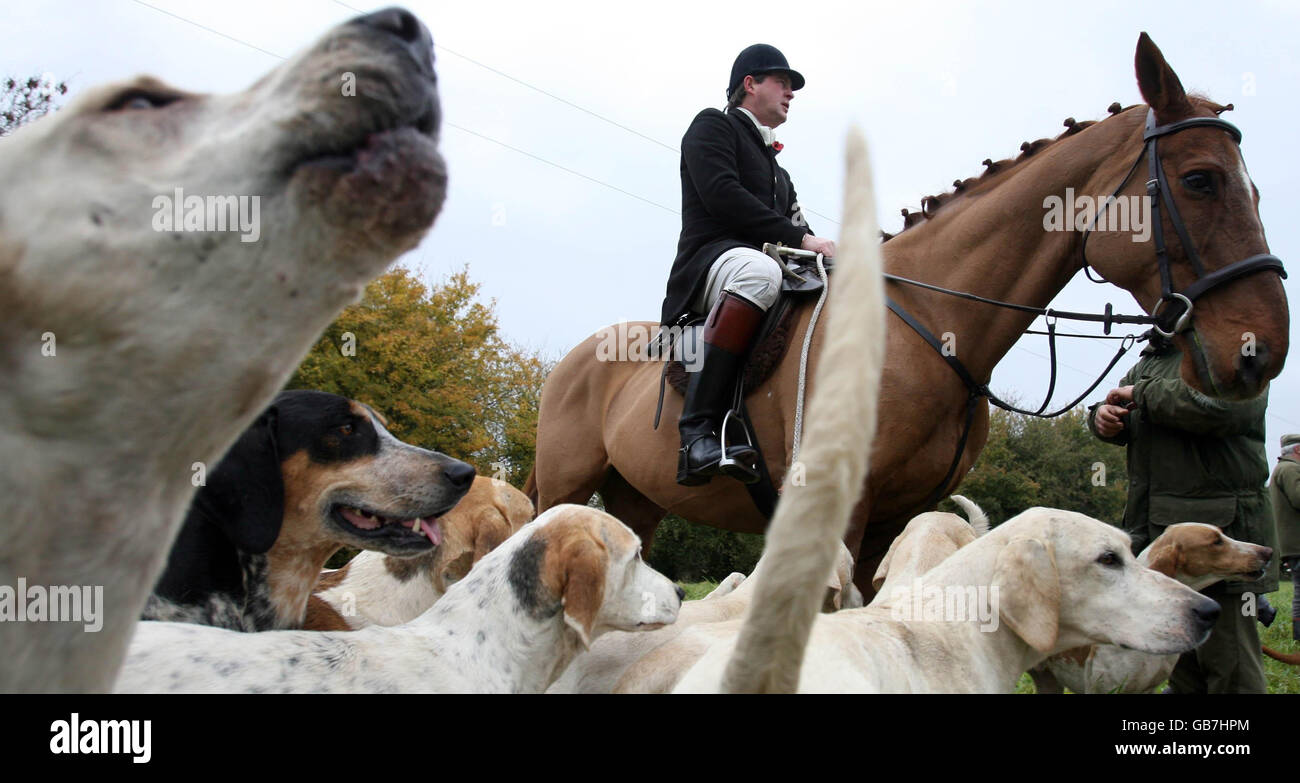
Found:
[447,123,678,215]
[329,0,840,225]
[329,0,680,154]
[124,0,680,216]
[129,0,284,60]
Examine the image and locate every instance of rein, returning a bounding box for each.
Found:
[889,107,1287,510]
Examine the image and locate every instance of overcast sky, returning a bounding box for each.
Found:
[4,0,1298,458]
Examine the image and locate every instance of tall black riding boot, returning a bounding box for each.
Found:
[676,291,762,486]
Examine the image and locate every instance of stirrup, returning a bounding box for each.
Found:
[717,409,760,484]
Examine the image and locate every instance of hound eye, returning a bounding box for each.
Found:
[1181,171,1214,195]
[1097,551,1121,567]
[337,424,354,436]
[105,91,179,112]
[1212,538,1224,547]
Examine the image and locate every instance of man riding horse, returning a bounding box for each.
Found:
[664,44,837,487]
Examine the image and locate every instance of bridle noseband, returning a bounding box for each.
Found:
[1082,108,1287,338]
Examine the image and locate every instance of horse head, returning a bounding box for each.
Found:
[1085,33,1288,400]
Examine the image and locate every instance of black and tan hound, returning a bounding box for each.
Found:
[144,390,475,631]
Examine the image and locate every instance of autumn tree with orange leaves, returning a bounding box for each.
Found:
[287,266,548,485]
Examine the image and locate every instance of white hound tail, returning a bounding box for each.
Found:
[949,494,990,537]
[720,128,885,693]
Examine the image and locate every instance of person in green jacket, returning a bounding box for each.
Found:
[1271,433,1300,642]
[1088,334,1278,694]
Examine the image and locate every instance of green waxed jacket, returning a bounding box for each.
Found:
[1087,341,1277,595]
[1271,455,1300,560]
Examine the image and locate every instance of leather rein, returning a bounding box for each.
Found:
[888,108,1287,510]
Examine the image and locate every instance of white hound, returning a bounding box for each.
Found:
[115,506,683,694]
[0,8,446,692]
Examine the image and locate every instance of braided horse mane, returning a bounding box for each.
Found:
[880,98,1235,242]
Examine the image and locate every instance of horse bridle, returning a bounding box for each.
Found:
[1081,108,1287,338]
[887,107,1288,512]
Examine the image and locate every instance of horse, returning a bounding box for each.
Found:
[528,33,1290,598]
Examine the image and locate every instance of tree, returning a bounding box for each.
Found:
[287,266,548,484]
[1,75,68,136]
[947,405,1129,526]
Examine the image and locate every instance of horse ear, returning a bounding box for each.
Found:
[1135,32,1190,120]
[192,406,285,554]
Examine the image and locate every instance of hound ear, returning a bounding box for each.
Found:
[498,485,536,532]
[1135,32,1191,121]
[436,550,474,593]
[992,537,1060,654]
[192,406,284,554]
[872,534,904,592]
[559,539,607,649]
[1146,542,1181,579]
[475,502,514,563]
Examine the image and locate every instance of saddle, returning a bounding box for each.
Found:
[663,256,833,396]
[655,255,833,520]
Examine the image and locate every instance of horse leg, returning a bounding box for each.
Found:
[600,469,667,549]
[534,448,610,513]
[848,508,909,604]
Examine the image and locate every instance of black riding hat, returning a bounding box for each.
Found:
[726,43,805,99]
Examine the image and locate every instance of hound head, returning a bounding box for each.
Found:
[508,505,682,648]
[0,8,447,474]
[269,390,474,558]
[1146,522,1273,587]
[992,508,1220,656]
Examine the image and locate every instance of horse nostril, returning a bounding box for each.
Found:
[1236,343,1269,389]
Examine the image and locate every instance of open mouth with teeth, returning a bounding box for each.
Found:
[331,503,443,550]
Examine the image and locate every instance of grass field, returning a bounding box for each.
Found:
[677,579,1299,694]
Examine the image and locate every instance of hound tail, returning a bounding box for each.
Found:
[948,494,990,537]
[720,127,886,694]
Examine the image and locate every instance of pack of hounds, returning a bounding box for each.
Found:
[0,7,1274,694]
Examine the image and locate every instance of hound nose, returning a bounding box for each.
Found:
[443,459,476,492]
[351,7,435,72]
[1194,598,1221,629]
[675,586,686,602]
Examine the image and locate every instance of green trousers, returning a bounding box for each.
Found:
[1168,581,1268,694]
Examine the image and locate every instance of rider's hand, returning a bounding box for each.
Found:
[1094,403,1130,437]
[800,234,836,258]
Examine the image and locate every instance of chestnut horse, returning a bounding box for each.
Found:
[529,34,1290,597]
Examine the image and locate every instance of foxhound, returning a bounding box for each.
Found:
[145,391,476,631]
[1030,522,1272,694]
[550,542,861,694]
[115,505,683,693]
[869,495,989,602]
[0,8,446,692]
[305,476,535,631]
[673,508,1224,693]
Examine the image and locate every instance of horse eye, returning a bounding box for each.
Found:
[1181,171,1214,195]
